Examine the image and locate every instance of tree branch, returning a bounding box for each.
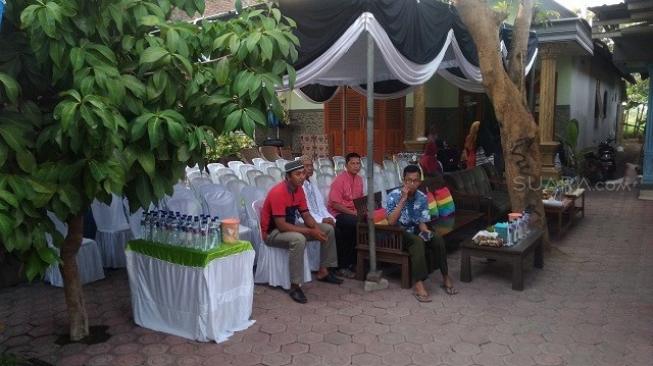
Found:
[508,0,534,101]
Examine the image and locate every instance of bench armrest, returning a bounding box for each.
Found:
[356,222,406,252]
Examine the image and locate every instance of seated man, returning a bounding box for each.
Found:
[385,165,457,302]
[260,160,342,304]
[327,153,364,278]
[301,156,335,226]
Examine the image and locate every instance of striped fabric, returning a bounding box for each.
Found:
[435,187,455,217]
[374,208,388,225]
[427,192,439,219]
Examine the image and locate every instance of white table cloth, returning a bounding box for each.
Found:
[126,245,255,343]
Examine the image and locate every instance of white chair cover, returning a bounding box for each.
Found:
[251,200,312,290]
[44,212,104,286]
[267,167,283,182]
[227,179,249,222]
[187,170,205,182]
[218,174,239,186]
[317,157,333,168]
[207,162,225,173]
[384,170,400,190]
[317,173,334,188]
[91,194,133,268]
[252,157,266,169]
[215,167,235,177]
[255,175,276,192]
[259,161,276,174]
[166,197,203,216]
[242,186,267,254]
[246,169,263,185]
[239,164,257,180]
[190,176,213,191]
[201,185,254,243]
[185,164,199,175]
[333,156,345,165]
[275,159,290,169]
[319,166,335,176]
[126,249,255,343]
[227,161,245,178]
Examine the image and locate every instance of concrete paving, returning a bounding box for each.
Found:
[1,189,652,366]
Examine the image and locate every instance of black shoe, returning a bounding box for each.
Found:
[317,272,344,285]
[288,287,307,304]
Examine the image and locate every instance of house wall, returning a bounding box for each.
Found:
[566,55,622,149]
[424,75,460,147]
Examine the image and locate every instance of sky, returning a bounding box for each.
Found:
[562,0,623,10]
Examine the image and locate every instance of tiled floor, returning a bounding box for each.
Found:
[1,190,652,366]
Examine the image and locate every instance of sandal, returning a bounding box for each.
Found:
[335,268,356,279]
[414,293,432,303]
[441,285,458,295]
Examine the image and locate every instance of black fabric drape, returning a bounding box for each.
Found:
[278,0,456,68]
[299,85,340,103]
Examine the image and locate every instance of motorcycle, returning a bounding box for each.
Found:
[597,138,616,180]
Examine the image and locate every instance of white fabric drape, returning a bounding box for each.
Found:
[91,194,133,268]
[282,11,539,96]
[254,244,313,289]
[126,249,256,343]
[44,238,105,287]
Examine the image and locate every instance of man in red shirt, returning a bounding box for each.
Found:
[261,160,342,303]
[328,152,364,278]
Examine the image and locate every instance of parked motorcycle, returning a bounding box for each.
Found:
[597,138,616,180]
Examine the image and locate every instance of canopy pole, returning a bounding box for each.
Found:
[364,31,387,291]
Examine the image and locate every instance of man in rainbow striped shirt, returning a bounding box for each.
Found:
[386,165,457,302]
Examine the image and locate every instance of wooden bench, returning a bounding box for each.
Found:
[353,188,484,288]
[460,228,544,291]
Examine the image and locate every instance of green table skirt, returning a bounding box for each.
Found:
[126,240,253,267]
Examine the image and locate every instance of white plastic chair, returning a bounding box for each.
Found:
[43,212,105,287]
[215,167,235,177]
[384,170,400,190]
[227,161,245,178]
[397,159,410,182]
[317,173,334,189]
[207,162,225,172]
[333,156,345,165]
[246,169,264,185]
[317,157,333,168]
[219,173,239,186]
[252,200,312,290]
[275,158,290,169]
[252,158,266,169]
[255,175,276,193]
[91,194,133,268]
[267,167,283,182]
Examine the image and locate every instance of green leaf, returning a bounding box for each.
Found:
[147,116,163,148]
[0,73,21,104]
[166,29,180,53]
[0,126,27,152]
[246,32,262,52]
[242,112,255,136]
[0,144,7,169]
[58,186,82,212]
[49,41,65,68]
[214,58,230,85]
[70,47,85,70]
[57,101,79,131]
[136,149,156,177]
[37,246,60,265]
[122,36,136,51]
[131,114,151,141]
[122,75,146,98]
[166,121,185,145]
[140,47,169,65]
[173,54,193,76]
[25,251,43,282]
[0,212,14,239]
[286,64,296,90]
[16,150,36,173]
[225,109,243,132]
[235,0,243,13]
[88,160,107,181]
[0,190,19,208]
[177,145,191,162]
[247,108,267,126]
[259,36,273,61]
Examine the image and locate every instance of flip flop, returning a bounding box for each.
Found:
[441,285,458,296]
[414,293,432,303]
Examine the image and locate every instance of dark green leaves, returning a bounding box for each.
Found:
[0,73,21,104]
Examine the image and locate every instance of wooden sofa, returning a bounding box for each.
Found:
[353,186,483,288]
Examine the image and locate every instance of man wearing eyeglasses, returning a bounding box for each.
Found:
[386,165,457,302]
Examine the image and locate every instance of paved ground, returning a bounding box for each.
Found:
[1,189,652,366]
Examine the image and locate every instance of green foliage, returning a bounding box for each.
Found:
[626,74,649,107]
[205,131,255,161]
[0,0,297,281]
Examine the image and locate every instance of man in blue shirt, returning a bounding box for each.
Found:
[386,165,457,302]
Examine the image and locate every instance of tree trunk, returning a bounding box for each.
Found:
[61,214,89,341]
[454,0,547,239]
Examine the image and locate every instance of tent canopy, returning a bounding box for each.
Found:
[278,0,538,101]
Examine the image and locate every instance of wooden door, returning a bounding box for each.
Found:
[324,87,405,161]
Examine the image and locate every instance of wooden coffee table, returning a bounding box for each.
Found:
[544,188,585,238]
[460,229,544,291]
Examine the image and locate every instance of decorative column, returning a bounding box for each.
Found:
[538,45,560,179]
[641,64,653,191]
[404,85,427,152]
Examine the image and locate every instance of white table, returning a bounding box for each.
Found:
[125,241,255,343]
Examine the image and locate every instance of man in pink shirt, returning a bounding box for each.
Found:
[328,152,364,278]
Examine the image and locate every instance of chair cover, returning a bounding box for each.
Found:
[207,162,225,172]
[187,170,205,182]
[219,174,240,186]
[267,167,283,182]
[201,185,254,243]
[190,176,213,191]
[246,170,263,185]
[317,173,334,188]
[91,194,133,268]
[166,197,203,216]
[227,161,245,178]
[319,166,335,176]
[227,179,249,223]
[252,158,266,169]
[255,175,276,192]
[251,200,312,289]
[333,156,345,165]
[317,158,333,168]
[215,167,236,177]
[242,186,267,254]
[275,159,290,169]
[259,161,276,174]
[239,164,257,180]
[44,212,105,286]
